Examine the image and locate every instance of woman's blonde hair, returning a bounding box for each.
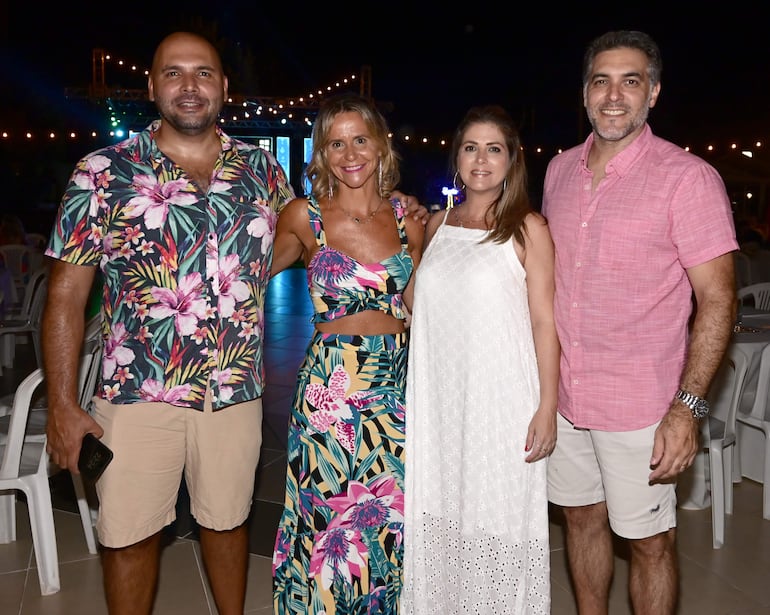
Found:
[305,94,400,200]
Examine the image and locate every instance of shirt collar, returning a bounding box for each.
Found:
[146,120,234,160]
[580,123,652,178]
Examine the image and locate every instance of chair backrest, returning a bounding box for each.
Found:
[0,244,42,290]
[4,266,47,322]
[737,282,770,312]
[739,343,770,422]
[706,345,750,445]
[78,328,103,411]
[0,368,45,479]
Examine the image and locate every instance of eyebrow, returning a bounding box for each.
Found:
[463,140,504,147]
[159,63,218,72]
[591,70,644,80]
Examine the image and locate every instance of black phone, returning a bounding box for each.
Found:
[78,433,113,481]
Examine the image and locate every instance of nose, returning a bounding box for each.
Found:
[606,82,622,101]
[180,74,199,93]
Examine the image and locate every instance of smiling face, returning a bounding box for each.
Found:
[147,32,228,136]
[325,111,381,192]
[456,121,511,198]
[584,46,661,145]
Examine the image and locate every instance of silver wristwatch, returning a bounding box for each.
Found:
[675,389,710,419]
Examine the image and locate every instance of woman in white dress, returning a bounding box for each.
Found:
[403,105,560,614]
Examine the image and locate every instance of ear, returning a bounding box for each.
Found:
[648,82,662,108]
[148,76,155,102]
[223,75,229,101]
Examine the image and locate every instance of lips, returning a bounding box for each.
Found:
[176,96,205,108]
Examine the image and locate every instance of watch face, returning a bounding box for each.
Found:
[693,400,709,418]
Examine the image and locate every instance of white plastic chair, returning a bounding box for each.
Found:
[0,244,44,301]
[0,317,103,556]
[737,282,770,312]
[0,368,60,594]
[0,266,48,371]
[734,342,770,520]
[700,345,749,549]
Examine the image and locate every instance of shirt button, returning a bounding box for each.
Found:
[572,341,579,347]
[576,262,581,268]
[581,222,587,227]
[208,233,215,239]
[572,302,578,308]
[573,378,579,384]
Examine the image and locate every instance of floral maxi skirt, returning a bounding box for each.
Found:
[273,331,408,614]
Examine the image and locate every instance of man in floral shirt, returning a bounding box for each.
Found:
[41,31,295,614]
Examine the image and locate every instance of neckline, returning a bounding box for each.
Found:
[450,205,494,230]
[333,198,385,225]
[310,244,406,270]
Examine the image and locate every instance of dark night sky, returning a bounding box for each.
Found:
[2,1,769,203]
[5,1,769,142]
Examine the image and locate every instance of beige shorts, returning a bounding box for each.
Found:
[91,394,262,548]
[547,413,677,539]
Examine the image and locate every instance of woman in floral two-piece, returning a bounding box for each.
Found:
[270,94,424,614]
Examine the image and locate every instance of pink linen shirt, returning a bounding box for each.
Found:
[542,124,738,431]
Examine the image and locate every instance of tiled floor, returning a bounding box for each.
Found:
[2,266,770,614]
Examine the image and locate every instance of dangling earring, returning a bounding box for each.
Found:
[378,158,383,197]
[328,174,334,201]
[503,179,508,193]
[453,171,465,191]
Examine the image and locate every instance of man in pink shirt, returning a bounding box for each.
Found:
[542,30,738,614]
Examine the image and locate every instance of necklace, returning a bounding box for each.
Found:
[336,198,385,224]
[452,205,490,228]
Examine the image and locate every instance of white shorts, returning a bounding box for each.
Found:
[547,413,677,539]
[92,394,262,548]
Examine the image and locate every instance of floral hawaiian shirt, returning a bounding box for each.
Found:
[46,120,296,410]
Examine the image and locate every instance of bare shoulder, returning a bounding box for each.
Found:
[282,196,309,215]
[278,197,310,224]
[523,211,553,242]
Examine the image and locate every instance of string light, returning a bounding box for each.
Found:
[2,48,767,165]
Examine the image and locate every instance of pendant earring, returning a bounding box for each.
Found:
[328,174,334,201]
[503,179,508,193]
[453,171,465,191]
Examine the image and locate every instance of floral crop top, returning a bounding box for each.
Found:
[306,194,414,323]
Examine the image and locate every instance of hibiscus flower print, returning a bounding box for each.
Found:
[246,203,277,251]
[127,174,197,229]
[102,322,136,380]
[149,272,208,337]
[216,254,249,318]
[138,379,193,404]
[73,154,113,218]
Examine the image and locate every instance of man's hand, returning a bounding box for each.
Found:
[648,404,700,483]
[46,400,103,475]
